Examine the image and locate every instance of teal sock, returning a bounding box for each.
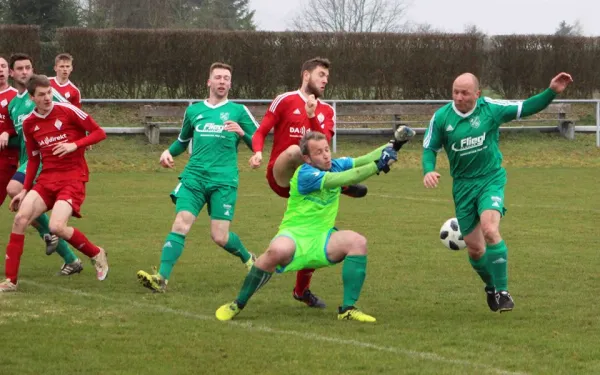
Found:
[55,240,77,264]
[33,214,77,264]
[486,240,508,292]
[158,232,185,280]
[469,251,494,289]
[341,255,367,310]
[33,213,51,237]
[222,232,251,263]
[235,265,272,307]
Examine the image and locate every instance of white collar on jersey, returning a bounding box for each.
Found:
[451,101,478,118]
[32,102,55,119]
[203,99,229,109]
[50,77,72,87]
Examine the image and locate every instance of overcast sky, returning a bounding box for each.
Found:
[250,0,595,35]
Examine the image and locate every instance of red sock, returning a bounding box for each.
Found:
[67,228,100,258]
[5,233,25,283]
[294,269,315,296]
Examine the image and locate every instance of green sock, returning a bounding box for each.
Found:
[33,214,77,264]
[158,232,185,280]
[235,265,272,307]
[222,232,251,263]
[469,251,494,289]
[33,213,51,237]
[486,240,508,292]
[341,255,367,310]
[55,240,78,264]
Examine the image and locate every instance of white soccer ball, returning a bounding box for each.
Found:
[439,218,466,251]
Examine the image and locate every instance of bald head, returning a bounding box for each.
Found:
[454,73,480,91]
[452,73,481,113]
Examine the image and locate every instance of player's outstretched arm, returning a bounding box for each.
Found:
[352,144,389,167]
[521,72,574,118]
[321,147,397,189]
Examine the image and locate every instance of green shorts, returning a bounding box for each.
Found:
[170,179,237,221]
[274,227,338,273]
[452,168,507,236]
[13,160,42,182]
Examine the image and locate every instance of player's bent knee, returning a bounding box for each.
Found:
[48,221,68,237]
[480,223,501,244]
[210,230,228,247]
[171,213,194,235]
[284,145,301,160]
[13,212,30,231]
[6,182,21,198]
[348,233,368,256]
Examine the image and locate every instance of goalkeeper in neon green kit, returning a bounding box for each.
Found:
[137,62,258,292]
[422,72,573,312]
[216,127,415,322]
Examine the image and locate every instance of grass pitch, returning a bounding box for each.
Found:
[0,133,599,375]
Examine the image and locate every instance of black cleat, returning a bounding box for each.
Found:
[485,286,499,312]
[497,291,514,313]
[341,184,368,198]
[293,289,326,308]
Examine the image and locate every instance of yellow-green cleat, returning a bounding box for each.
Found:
[216,301,242,321]
[245,253,256,271]
[137,267,167,293]
[337,306,376,323]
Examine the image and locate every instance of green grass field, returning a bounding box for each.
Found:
[1,133,600,375]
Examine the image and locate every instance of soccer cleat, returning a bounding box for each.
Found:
[245,253,257,271]
[44,233,59,256]
[136,267,167,293]
[91,247,109,281]
[293,288,326,308]
[58,259,84,276]
[215,301,242,321]
[0,279,17,293]
[485,286,499,312]
[337,306,376,322]
[391,125,416,151]
[341,184,368,198]
[497,291,515,313]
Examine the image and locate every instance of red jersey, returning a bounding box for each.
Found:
[0,86,18,137]
[252,90,335,168]
[49,77,82,109]
[22,102,106,189]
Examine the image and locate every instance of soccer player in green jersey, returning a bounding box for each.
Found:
[4,53,81,277]
[215,127,415,322]
[422,72,573,312]
[137,62,259,292]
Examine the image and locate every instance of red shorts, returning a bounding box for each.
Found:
[0,148,19,205]
[32,180,86,218]
[266,165,290,198]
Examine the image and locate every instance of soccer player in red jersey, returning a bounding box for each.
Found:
[250,57,367,308]
[0,75,109,292]
[49,53,81,109]
[0,56,18,206]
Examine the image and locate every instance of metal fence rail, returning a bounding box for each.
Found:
[81,98,600,149]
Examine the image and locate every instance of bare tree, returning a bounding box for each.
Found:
[555,20,583,36]
[290,0,410,33]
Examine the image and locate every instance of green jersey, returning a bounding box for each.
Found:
[174,100,258,188]
[8,89,67,165]
[279,158,354,234]
[422,89,556,179]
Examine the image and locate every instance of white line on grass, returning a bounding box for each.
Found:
[22,280,527,375]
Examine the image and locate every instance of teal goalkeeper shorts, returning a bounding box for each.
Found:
[274,227,339,273]
[452,168,507,236]
[170,179,237,221]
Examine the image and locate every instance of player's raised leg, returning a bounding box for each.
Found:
[208,185,255,269]
[479,209,513,312]
[48,200,108,281]
[325,230,375,322]
[0,190,48,292]
[215,236,294,321]
[211,220,255,270]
